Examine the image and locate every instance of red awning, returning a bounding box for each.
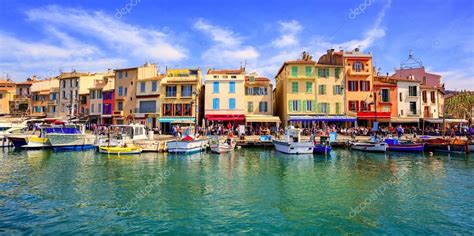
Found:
[357,111,391,119]
[205,114,245,121]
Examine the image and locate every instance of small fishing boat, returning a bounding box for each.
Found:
[272,127,314,154]
[167,135,208,154]
[384,138,424,152]
[98,145,142,155]
[313,136,331,154]
[422,138,469,154]
[351,137,387,153]
[210,135,236,154]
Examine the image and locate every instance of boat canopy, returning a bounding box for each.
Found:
[289,116,356,122]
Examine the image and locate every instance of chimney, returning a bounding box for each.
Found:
[330,48,335,53]
[354,47,360,52]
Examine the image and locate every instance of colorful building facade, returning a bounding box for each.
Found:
[159,68,202,133]
[0,79,16,115]
[135,75,162,129]
[243,73,280,126]
[204,68,246,124]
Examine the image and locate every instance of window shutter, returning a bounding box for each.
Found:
[326,69,330,77]
[298,100,302,112]
[302,100,306,112]
[318,103,322,113]
[327,103,331,114]
[313,100,317,112]
[317,68,321,78]
[288,100,292,112]
[333,85,336,95]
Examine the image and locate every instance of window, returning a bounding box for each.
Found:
[124,87,128,96]
[229,82,235,93]
[231,75,237,79]
[336,102,341,114]
[381,89,390,102]
[248,101,253,112]
[360,81,370,91]
[62,91,66,99]
[213,75,218,79]
[140,82,146,93]
[62,80,66,88]
[318,85,326,95]
[259,102,268,112]
[91,104,94,113]
[118,101,123,110]
[306,82,313,93]
[305,100,313,112]
[319,103,329,113]
[229,98,236,109]
[184,104,192,116]
[118,86,123,96]
[305,66,312,77]
[98,104,102,113]
[166,86,177,97]
[51,93,57,100]
[70,79,72,87]
[91,90,96,99]
[75,79,78,87]
[422,91,427,103]
[318,68,329,78]
[399,92,402,102]
[349,101,357,112]
[334,85,342,95]
[409,102,417,114]
[125,71,128,78]
[175,104,183,116]
[430,91,436,103]
[98,91,102,99]
[409,86,417,96]
[348,81,358,91]
[290,100,300,112]
[223,75,228,79]
[139,101,156,113]
[152,81,157,92]
[291,82,298,93]
[291,66,298,77]
[335,68,340,78]
[360,101,368,111]
[182,85,192,97]
[353,61,364,72]
[164,104,172,116]
[118,71,123,79]
[212,98,220,110]
[213,82,219,93]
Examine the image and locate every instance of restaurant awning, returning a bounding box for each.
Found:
[289,115,356,122]
[357,111,391,119]
[245,115,281,123]
[390,118,420,123]
[205,114,245,121]
[159,117,196,123]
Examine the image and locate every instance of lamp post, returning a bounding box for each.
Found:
[192,88,200,136]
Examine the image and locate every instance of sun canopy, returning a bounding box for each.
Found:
[245,115,281,123]
[159,117,195,123]
[289,116,356,122]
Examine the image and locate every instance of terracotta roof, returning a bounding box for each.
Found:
[392,77,422,83]
[207,68,245,75]
[374,81,396,87]
[420,84,442,89]
[245,76,271,82]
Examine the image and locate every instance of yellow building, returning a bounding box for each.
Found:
[275,53,317,127]
[314,64,345,115]
[135,74,163,129]
[159,68,202,134]
[0,79,16,115]
[244,72,280,129]
[204,68,246,124]
[113,63,157,124]
[30,78,59,117]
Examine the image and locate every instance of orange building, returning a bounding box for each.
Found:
[373,75,398,121]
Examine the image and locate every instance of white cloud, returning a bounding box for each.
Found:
[25,5,186,62]
[271,20,303,48]
[432,69,474,90]
[193,18,259,67]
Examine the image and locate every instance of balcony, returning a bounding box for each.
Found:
[407,110,421,117]
[347,68,370,76]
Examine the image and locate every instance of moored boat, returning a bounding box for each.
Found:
[272,127,314,154]
[46,125,95,150]
[422,138,469,154]
[351,137,387,153]
[209,135,236,154]
[167,135,208,154]
[313,136,331,154]
[385,138,424,152]
[98,145,142,155]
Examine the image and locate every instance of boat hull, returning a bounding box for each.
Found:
[22,136,51,149]
[167,139,208,154]
[387,143,424,152]
[8,135,30,149]
[98,146,142,155]
[313,144,331,154]
[351,142,387,152]
[47,134,95,150]
[272,140,314,154]
[210,143,235,154]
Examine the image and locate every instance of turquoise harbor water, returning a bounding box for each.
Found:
[0,148,472,234]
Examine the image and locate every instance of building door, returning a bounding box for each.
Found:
[424,106,430,118]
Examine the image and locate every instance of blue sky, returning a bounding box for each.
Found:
[0,0,472,89]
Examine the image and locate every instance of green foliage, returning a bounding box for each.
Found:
[445,90,474,120]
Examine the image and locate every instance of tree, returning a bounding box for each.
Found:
[445,90,474,124]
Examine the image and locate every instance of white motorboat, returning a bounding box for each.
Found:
[46,125,95,150]
[95,124,148,147]
[351,136,387,152]
[167,135,208,154]
[0,122,27,147]
[209,135,236,154]
[272,127,314,154]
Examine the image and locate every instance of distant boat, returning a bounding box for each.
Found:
[385,138,424,152]
[351,137,387,153]
[272,127,314,154]
[209,135,236,154]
